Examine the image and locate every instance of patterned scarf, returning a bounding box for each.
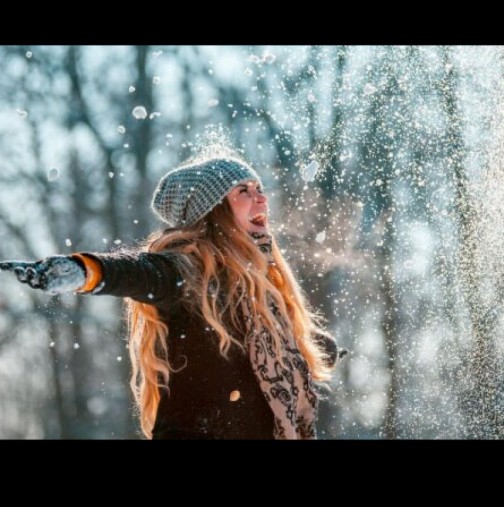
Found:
[242,231,318,440]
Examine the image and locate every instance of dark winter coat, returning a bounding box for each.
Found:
[79,249,339,440]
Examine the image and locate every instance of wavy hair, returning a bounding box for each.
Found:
[125,194,335,438]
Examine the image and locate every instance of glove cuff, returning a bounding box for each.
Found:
[70,254,103,292]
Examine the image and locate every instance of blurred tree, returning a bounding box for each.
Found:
[440,45,504,438]
[1,45,503,440]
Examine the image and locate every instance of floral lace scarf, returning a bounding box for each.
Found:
[243,231,318,440]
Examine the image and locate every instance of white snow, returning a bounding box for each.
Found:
[132,106,148,120]
[315,230,326,244]
[301,160,320,182]
[47,168,60,181]
[363,83,378,95]
[263,51,276,64]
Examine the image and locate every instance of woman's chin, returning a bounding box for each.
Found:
[248,223,269,233]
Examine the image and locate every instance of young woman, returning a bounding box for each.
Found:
[0,155,343,440]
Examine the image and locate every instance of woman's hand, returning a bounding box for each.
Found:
[0,256,86,295]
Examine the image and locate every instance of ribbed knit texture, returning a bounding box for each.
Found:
[151,157,263,227]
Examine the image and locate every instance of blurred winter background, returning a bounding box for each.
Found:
[0,45,503,439]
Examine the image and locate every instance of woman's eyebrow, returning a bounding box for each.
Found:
[237,183,262,190]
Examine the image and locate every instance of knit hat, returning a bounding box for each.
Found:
[151,157,263,227]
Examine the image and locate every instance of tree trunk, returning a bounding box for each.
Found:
[441,46,502,438]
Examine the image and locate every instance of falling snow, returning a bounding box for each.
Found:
[47,168,60,181]
[132,106,148,119]
[301,160,320,182]
[315,231,326,244]
[2,45,504,440]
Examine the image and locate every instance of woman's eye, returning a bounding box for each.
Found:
[239,187,264,194]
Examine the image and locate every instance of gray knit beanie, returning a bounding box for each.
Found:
[151,157,263,228]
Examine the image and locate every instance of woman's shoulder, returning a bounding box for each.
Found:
[152,247,202,283]
[155,246,194,266]
[156,237,195,257]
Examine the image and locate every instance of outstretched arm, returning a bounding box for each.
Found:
[0,250,184,307]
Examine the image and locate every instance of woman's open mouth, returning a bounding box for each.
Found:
[249,212,268,228]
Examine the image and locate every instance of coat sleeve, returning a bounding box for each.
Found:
[71,250,185,307]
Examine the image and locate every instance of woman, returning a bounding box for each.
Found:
[0,155,343,440]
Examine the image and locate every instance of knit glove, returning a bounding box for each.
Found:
[314,333,348,368]
[0,256,86,295]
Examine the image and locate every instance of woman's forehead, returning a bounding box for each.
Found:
[235,179,260,188]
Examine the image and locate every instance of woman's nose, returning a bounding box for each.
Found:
[255,192,267,203]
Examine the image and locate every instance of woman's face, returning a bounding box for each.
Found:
[226,180,269,233]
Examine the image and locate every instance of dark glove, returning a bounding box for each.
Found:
[315,333,348,368]
[0,256,86,295]
[337,348,348,360]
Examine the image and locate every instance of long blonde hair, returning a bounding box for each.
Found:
[126,198,336,438]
